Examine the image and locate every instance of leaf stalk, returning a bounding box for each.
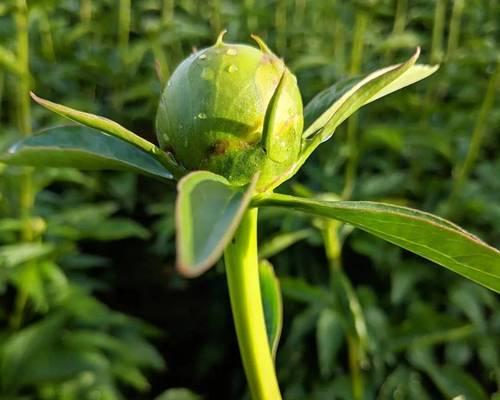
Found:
[224,209,282,400]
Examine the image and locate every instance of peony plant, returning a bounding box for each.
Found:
[2,33,500,400]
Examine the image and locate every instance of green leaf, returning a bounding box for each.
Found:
[316,309,344,379]
[303,77,360,130]
[273,51,438,189]
[303,49,438,141]
[280,276,332,305]
[1,126,174,180]
[0,314,67,391]
[30,93,184,177]
[155,388,201,400]
[176,171,257,277]
[259,228,315,259]
[259,260,283,359]
[409,348,489,400]
[253,194,500,293]
[262,69,298,163]
[0,243,54,268]
[330,268,369,358]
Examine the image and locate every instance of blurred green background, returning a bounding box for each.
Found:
[0,0,499,399]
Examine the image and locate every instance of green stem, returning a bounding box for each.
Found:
[322,222,365,400]
[0,71,4,121]
[347,336,363,400]
[39,10,55,61]
[275,0,287,56]
[244,0,258,33]
[385,0,407,61]
[162,0,174,27]
[431,0,446,64]
[210,0,222,34]
[451,64,500,196]
[343,10,368,200]
[224,209,282,400]
[80,0,92,23]
[342,114,359,200]
[392,0,407,35]
[349,11,368,76]
[334,18,346,74]
[118,0,131,54]
[15,0,31,137]
[446,0,464,59]
[11,0,33,330]
[15,0,33,240]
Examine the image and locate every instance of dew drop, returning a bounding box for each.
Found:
[198,53,207,60]
[226,64,238,73]
[226,48,237,56]
[197,112,207,119]
[201,67,214,80]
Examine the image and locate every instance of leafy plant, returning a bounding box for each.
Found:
[0,1,167,399]
[3,27,499,400]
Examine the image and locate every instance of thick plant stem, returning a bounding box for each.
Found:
[11,0,33,330]
[451,64,500,197]
[224,209,282,400]
[323,222,366,400]
[343,10,368,200]
[118,0,131,54]
[446,0,464,59]
[431,0,446,64]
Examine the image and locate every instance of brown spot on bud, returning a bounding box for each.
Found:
[209,140,229,156]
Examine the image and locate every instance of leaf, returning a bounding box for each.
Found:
[273,52,438,189]
[0,314,67,391]
[17,349,109,387]
[0,243,54,268]
[155,388,201,400]
[176,171,257,277]
[30,93,184,177]
[262,69,299,163]
[303,77,360,130]
[259,260,283,359]
[0,126,174,180]
[303,49,438,141]
[253,194,500,293]
[259,228,315,259]
[316,309,344,379]
[330,268,369,358]
[280,276,332,304]
[409,347,489,400]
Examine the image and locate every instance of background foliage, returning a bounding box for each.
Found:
[0,0,499,399]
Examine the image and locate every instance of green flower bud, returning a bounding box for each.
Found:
[156,32,303,191]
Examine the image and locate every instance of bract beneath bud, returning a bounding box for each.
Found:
[156,33,303,191]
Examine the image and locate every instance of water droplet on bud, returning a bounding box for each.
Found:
[226,64,238,73]
[226,48,237,56]
[198,54,207,60]
[197,112,207,119]
[201,67,214,80]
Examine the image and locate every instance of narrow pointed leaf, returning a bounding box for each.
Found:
[0,126,174,180]
[253,194,500,293]
[259,260,283,359]
[274,53,438,189]
[176,171,257,277]
[30,93,184,177]
[303,49,438,141]
[262,69,292,163]
[259,228,315,259]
